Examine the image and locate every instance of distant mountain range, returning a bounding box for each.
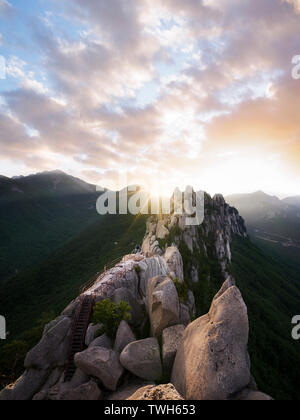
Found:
[227,191,300,268]
[0,171,101,284]
[283,196,300,208]
[0,170,147,338]
[0,170,97,200]
[1,172,299,283]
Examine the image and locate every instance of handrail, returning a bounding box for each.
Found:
[78,255,125,294]
[64,295,84,380]
[64,294,95,382]
[78,248,143,295]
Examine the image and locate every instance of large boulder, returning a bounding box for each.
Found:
[171,281,251,400]
[114,321,136,353]
[137,257,169,297]
[186,290,196,317]
[162,325,185,376]
[164,247,184,283]
[0,369,49,401]
[120,338,162,381]
[156,220,169,240]
[61,298,81,317]
[69,368,90,388]
[147,276,180,337]
[89,259,140,303]
[32,367,65,400]
[233,389,273,401]
[89,334,112,349]
[74,347,124,391]
[128,384,184,400]
[179,303,191,327]
[25,316,72,370]
[58,381,102,401]
[85,323,102,346]
[111,288,143,328]
[107,379,155,400]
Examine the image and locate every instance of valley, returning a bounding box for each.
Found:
[1,174,300,399]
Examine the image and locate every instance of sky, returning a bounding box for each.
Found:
[0,0,300,197]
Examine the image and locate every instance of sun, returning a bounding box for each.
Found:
[148,182,174,199]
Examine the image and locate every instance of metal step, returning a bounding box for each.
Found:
[64,295,95,382]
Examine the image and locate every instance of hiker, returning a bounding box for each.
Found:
[135,245,141,254]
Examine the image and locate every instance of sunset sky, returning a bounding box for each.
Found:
[0,0,300,197]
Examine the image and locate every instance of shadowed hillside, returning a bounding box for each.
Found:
[0,171,101,284]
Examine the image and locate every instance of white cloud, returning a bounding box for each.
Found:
[6,56,49,95]
[0,0,11,16]
[284,0,300,12]
[1,0,300,195]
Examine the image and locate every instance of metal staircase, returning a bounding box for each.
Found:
[64,294,95,382]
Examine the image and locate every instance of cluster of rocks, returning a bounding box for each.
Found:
[0,246,194,401]
[142,193,247,278]
[0,194,273,401]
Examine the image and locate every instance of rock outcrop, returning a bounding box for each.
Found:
[128,384,184,400]
[0,193,274,401]
[171,279,251,400]
[179,303,191,327]
[114,321,136,354]
[137,256,169,297]
[89,334,112,349]
[25,316,72,370]
[120,338,162,381]
[142,193,247,279]
[74,347,123,391]
[164,247,184,283]
[58,380,102,401]
[85,323,101,346]
[233,388,273,401]
[107,379,155,401]
[162,325,185,376]
[147,276,180,337]
[0,369,51,401]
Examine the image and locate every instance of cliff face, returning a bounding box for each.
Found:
[142,193,247,315]
[143,193,247,272]
[0,194,272,401]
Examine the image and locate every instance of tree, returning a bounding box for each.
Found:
[93,299,131,339]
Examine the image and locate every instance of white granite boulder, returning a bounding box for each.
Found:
[25,316,72,370]
[114,321,136,353]
[164,247,184,283]
[85,323,102,346]
[128,383,184,400]
[162,325,185,376]
[89,334,112,349]
[137,257,169,297]
[147,276,180,337]
[120,338,162,381]
[74,347,124,391]
[58,380,102,401]
[172,281,251,400]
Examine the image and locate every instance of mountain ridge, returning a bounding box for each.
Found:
[1,192,300,400]
[0,171,103,283]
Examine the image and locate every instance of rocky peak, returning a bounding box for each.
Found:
[142,192,247,279]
